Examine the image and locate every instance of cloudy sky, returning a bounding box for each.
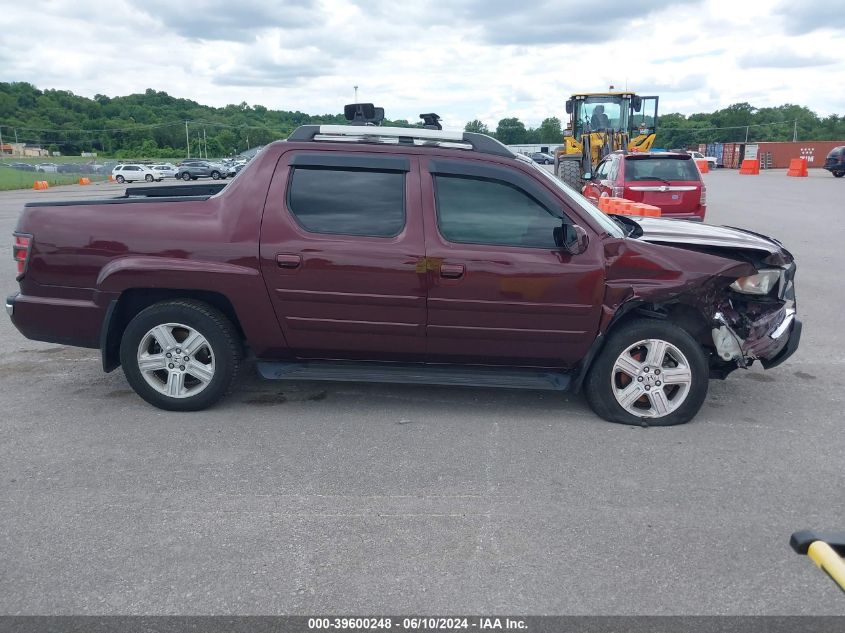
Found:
[1,0,844,129]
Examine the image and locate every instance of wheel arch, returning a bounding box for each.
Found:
[571,298,711,392]
[101,288,245,372]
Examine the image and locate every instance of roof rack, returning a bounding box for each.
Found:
[287,125,515,159]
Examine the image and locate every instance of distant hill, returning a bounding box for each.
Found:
[0,82,417,158]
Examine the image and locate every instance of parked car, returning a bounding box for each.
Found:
[686,150,718,168]
[583,151,707,221]
[10,162,35,172]
[7,124,800,426]
[57,163,81,174]
[35,163,58,173]
[111,164,163,183]
[175,161,227,181]
[529,152,555,165]
[823,146,844,177]
[151,163,178,179]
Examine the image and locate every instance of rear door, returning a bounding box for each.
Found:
[259,150,428,360]
[420,157,605,367]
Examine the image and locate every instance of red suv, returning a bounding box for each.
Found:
[583,151,706,221]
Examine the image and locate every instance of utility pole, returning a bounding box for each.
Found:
[745,126,749,143]
[203,127,207,159]
[793,119,798,142]
[354,85,358,102]
[185,120,190,157]
[0,127,4,161]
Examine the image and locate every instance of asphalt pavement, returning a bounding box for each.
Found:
[0,172,843,615]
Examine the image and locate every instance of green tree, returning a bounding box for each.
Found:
[495,117,527,144]
[538,117,562,142]
[464,119,489,134]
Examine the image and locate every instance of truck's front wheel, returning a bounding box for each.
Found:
[583,319,708,426]
[119,300,242,411]
[557,159,584,190]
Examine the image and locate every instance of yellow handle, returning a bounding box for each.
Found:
[807,541,845,592]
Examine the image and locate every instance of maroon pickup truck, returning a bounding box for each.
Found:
[7,124,800,426]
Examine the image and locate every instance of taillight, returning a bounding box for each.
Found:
[700,184,707,206]
[12,233,32,278]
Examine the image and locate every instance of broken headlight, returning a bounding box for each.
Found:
[730,270,781,295]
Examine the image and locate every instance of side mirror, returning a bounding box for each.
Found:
[565,99,573,114]
[555,223,589,255]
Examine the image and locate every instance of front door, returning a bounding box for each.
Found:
[259,150,427,360]
[420,157,605,368]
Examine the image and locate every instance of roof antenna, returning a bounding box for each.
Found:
[419,113,442,130]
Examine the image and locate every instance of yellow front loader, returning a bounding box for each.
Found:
[554,92,659,190]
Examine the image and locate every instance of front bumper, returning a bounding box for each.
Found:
[760,317,802,369]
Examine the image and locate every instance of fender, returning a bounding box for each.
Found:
[97,256,288,361]
[96,256,260,291]
[572,239,757,393]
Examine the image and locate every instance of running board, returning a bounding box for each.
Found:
[256,361,571,391]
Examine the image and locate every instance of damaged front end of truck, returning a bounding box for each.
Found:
[597,217,801,382]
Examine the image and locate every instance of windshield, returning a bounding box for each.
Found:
[573,96,630,137]
[527,161,624,238]
[625,156,700,181]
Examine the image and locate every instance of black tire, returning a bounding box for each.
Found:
[119,300,242,411]
[833,171,844,178]
[584,319,709,426]
[182,172,192,181]
[210,171,221,180]
[115,175,125,184]
[145,174,153,182]
[557,159,584,190]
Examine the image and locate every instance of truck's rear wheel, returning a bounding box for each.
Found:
[584,319,708,426]
[557,159,584,190]
[119,300,241,411]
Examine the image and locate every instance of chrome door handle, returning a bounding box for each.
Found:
[276,254,302,269]
[440,263,465,279]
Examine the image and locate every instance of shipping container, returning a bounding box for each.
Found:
[751,141,845,169]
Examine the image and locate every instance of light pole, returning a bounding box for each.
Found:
[185,121,190,158]
[354,85,358,102]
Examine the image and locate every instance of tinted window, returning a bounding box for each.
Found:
[288,167,405,237]
[435,175,561,248]
[625,157,700,181]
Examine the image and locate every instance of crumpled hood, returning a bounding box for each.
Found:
[634,217,786,256]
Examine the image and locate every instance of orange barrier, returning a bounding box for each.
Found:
[33,180,49,190]
[787,157,808,177]
[739,159,760,175]
[596,197,609,212]
[78,177,91,185]
[108,175,116,182]
[695,159,709,173]
[598,197,663,217]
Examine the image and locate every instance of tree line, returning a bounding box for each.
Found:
[2,82,844,158]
